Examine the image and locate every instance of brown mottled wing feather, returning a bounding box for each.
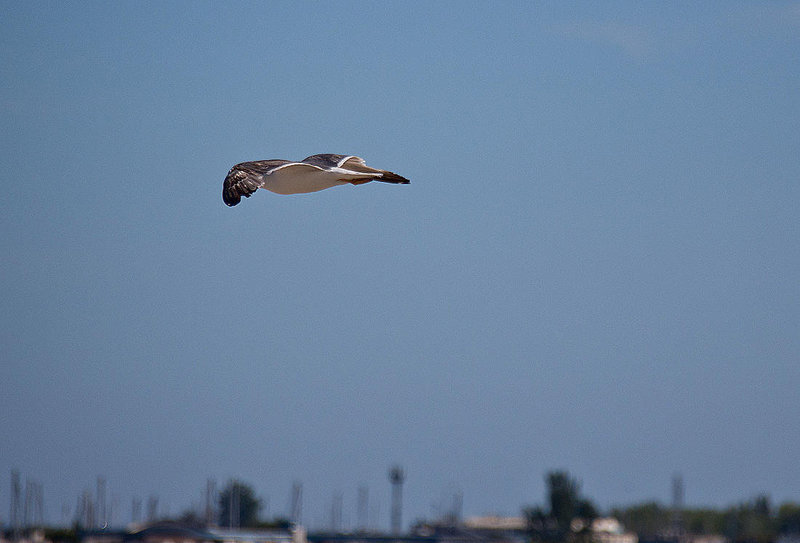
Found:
[222,160,290,206]
[340,156,410,184]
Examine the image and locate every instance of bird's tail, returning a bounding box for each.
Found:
[339,156,410,185]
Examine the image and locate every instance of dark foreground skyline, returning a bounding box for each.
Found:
[4,469,799,535]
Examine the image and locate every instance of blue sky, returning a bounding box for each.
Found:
[2,0,799,531]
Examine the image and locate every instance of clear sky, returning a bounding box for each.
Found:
[2,0,799,531]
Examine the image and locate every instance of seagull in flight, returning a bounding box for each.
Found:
[222,154,409,206]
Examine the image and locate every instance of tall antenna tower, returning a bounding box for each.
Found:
[228,485,240,529]
[97,477,107,528]
[132,497,142,524]
[11,470,21,541]
[110,494,119,528]
[24,480,33,528]
[330,493,343,532]
[205,479,217,527]
[290,482,303,526]
[388,466,405,535]
[78,489,95,528]
[357,486,369,532]
[62,501,72,525]
[147,495,159,523]
[23,480,44,528]
[450,490,463,526]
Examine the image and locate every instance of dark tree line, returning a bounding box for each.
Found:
[613,496,800,543]
[524,472,800,543]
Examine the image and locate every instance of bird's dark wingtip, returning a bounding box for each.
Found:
[223,165,262,207]
[379,171,411,184]
[223,188,241,207]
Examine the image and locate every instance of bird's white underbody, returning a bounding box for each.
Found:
[263,164,378,195]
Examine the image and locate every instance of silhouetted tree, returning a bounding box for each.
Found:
[524,471,598,543]
[548,471,580,535]
[218,480,262,528]
[548,471,597,537]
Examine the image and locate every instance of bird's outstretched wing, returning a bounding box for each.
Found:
[222,160,290,206]
[298,154,409,184]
